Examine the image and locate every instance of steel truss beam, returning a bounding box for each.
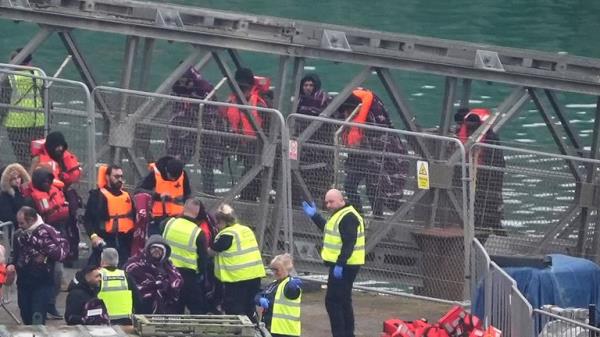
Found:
[4,1,600,95]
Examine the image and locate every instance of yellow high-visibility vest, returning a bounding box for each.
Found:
[214,223,266,282]
[321,205,365,265]
[270,277,301,336]
[163,217,201,271]
[97,268,133,320]
[5,70,45,128]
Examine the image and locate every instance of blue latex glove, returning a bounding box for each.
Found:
[333,265,343,279]
[288,277,303,289]
[259,297,270,309]
[302,201,317,217]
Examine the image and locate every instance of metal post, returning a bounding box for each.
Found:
[138,38,155,91]
[459,79,472,110]
[289,57,305,116]
[584,97,600,259]
[545,89,584,154]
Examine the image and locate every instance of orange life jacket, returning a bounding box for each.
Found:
[99,188,134,234]
[30,185,69,225]
[149,163,184,217]
[225,86,266,137]
[456,108,491,144]
[31,138,81,187]
[343,88,374,147]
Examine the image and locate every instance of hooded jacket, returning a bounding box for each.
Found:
[124,235,183,314]
[65,269,107,325]
[297,74,331,116]
[136,156,192,202]
[0,164,31,225]
[34,131,81,187]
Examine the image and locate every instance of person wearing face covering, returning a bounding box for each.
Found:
[124,235,183,314]
[64,265,108,325]
[84,164,135,267]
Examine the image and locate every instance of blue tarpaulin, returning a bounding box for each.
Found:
[473,254,600,323]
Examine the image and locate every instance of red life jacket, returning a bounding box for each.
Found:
[456,108,491,144]
[225,86,266,137]
[31,138,81,187]
[343,88,375,147]
[30,185,69,225]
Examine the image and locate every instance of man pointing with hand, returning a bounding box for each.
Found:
[302,189,365,337]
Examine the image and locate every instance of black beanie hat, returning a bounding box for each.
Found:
[45,131,68,152]
[235,68,255,88]
[166,158,184,178]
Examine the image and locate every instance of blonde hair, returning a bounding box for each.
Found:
[270,253,295,274]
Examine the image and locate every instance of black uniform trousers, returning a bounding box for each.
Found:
[325,264,360,337]
[222,277,261,322]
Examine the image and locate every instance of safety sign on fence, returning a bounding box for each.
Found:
[289,140,298,160]
[417,160,430,190]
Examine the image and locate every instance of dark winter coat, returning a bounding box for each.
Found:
[124,235,183,314]
[65,270,108,325]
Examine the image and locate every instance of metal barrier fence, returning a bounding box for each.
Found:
[471,238,534,337]
[534,308,600,337]
[0,67,95,194]
[469,143,600,261]
[90,86,291,258]
[287,113,469,301]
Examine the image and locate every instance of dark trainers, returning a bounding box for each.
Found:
[46,308,63,320]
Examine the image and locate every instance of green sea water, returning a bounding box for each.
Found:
[1,0,600,145]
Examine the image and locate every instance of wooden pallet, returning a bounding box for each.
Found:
[133,314,257,337]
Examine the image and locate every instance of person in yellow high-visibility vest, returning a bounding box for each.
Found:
[0,49,45,166]
[208,203,265,321]
[97,248,135,325]
[161,197,210,314]
[254,253,302,337]
[302,189,365,337]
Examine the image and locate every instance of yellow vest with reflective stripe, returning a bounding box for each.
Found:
[163,217,201,272]
[214,223,266,282]
[5,70,45,128]
[321,205,365,265]
[97,268,133,320]
[271,277,301,336]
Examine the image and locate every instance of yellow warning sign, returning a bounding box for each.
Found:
[417,160,430,190]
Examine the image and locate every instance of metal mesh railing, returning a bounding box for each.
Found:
[470,143,600,261]
[91,86,289,259]
[534,308,600,337]
[0,67,94,192]
[287,114,468,301]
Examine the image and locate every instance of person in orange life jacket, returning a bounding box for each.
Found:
[0,49,45,167]
[160,198,211,314]
[207,204,265,321]
[64,265,109,326]
[339,89,404,218]
[7,206,70,325]
[292,73,335,206]
[84,165,135,268]
[302,189,363,337]
[30,131,81,188]
[26,167,70,320]
[221,67,269,201]
[456,108,505,240]
[254,253,302,337]
[30,131,82,265]
[136,156,191,235]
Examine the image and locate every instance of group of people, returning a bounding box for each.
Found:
[0,49,504,337]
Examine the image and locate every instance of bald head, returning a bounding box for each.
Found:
[183,197,201,218]
[325,189,345,211]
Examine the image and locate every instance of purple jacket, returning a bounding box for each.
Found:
[297,74,331,116]
[124,235,183,314]
[12,218,70,285]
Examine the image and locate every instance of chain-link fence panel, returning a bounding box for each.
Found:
[91,86,289,260]
[470,143,600,262]
[0,67,93,194]
[287,114,469,301]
